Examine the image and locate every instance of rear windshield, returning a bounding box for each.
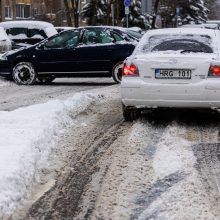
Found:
[140,34,214,54]
[6,28,47,39]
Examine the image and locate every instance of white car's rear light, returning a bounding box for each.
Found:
[208,64,220,77]
[123,63,139,77]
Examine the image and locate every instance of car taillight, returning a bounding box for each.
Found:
[122,64,139,76]
[209,65,220,76]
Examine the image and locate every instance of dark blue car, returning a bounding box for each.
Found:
[0,26,137,85]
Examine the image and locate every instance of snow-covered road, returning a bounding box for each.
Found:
[1,78,220,219]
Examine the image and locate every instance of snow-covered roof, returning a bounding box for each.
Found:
[181,23,219,29]
[0,21,57,37]
[142,28,217,38]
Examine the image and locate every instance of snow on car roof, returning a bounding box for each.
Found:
[141,28,217,39]
[55,26,74,30]
[180,23,219,29]
[0,21,57,37]
[0,20,54,29]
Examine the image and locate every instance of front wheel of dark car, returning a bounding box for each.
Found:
[112,61,123,83]
[122,104,140,121]
[12,62,37,85]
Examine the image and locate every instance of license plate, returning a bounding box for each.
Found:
[155,69,191,79]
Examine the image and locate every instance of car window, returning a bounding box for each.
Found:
[28,29,47,39]
[126,30,142,39]
[152,39,213,53]
[111,31,124,42]
[140,34,214,54]
[82,29,100,44]
[45,30,80,49]
[82,28,114,45]
[7,28,28,38]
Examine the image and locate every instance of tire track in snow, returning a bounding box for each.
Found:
[132,110,220,220]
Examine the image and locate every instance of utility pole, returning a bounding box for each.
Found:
[124,0,131,28]
[152,0,160,29]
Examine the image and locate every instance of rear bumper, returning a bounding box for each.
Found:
[121,78,220,109]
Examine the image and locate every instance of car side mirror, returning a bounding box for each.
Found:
[37,42,45,50]
[37,43,45,50]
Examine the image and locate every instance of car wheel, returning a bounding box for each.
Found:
[112,61,123,83]
[122,104,140,121]
[38,76,56,84]
[12,62,37,85]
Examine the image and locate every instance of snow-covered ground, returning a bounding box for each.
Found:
[1,78,220,219]
[0,80,117,218]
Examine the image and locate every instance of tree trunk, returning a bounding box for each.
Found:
[71,0,79,27]
[12,0,16,20]
[64,0,73,26]
[106,0,113,25]
[152,0,160,29]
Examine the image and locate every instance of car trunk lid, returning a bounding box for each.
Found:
[132,53,218,84]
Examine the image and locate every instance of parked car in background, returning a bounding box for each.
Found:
[0,21,57,49]
[121,28,220,121]
[108,26,143,41]
[124,28,143,40]
[0,27,12,53]
[55,26,74,33]
[0,26,137,85]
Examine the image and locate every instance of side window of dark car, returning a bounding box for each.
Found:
[111,31,124,42]
[82,30,100,44]
[82,29,114,45]
[99,30,114,43]
[45,30,80,49]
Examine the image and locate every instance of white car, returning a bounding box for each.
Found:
[0,27,12,53]
[121,28,220,121]
[180,23,220,29]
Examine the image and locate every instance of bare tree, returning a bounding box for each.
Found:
[64,0,73,26]
[70,0,79,27]
[12,0,16,20]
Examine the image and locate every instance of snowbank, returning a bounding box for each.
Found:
[0,86,116,218]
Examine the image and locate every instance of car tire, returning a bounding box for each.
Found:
[112,61,123,83]
[12,62,37,85]
[122,104,140,121]
[38,76,56,84]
